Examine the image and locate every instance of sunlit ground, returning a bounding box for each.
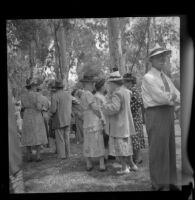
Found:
[23,121,181,193]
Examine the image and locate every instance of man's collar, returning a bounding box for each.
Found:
[150,67,162,75]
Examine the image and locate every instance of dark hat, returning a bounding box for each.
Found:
[123,73,136,84]
[79,75,96,83]
[149,46,172,59]
[25,78,32,87]
[25,77,40,88]
[48,80,56,92]
[95,78,105,91]
[54,79,64,89]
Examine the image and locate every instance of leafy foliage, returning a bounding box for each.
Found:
[7,17,180,96]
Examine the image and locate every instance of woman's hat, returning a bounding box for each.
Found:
[54,79,64,89]
[149,46,172,59]
[48,80,56,91]
[123,73,136,84]
[107,71,123,83]
[25,77,40,87]
[79,75,96,83]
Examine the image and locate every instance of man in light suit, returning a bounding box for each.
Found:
[50,80,72,159]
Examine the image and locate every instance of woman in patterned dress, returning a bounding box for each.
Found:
[21,78,48,162]
[80,75,106,171]
[123,73,145,164]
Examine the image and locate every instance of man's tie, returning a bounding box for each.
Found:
[161,72,171,92]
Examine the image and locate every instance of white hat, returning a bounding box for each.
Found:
[149,46,171,58]
[107,71,123,83]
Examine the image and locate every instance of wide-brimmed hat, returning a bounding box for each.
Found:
[48,80,56,91]
[54,79,64,89]
[149,46,172,59]
[123,73,136,84]
[107,71,123,83]
[25,77,40,88]
[79,75,97,83]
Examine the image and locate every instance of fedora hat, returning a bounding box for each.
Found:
[149,46,172,59]
[79,75,96,83]
[48,80,56,91]
[54,79,64,89]
[107,71,123,83]
[25,77,40,88]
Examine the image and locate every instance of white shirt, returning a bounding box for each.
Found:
[141,67,180,108]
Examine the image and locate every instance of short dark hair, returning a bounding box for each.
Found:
[95,78,105,92]
[123,73,137,85]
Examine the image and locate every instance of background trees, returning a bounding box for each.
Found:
[7,17,180,98]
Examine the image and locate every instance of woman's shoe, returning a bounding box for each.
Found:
[116,167,130,175]
[137,159,143,164]
[86,166,93,171]
[99,167,107,172]
[35,158,43,162]
[27,158,33,162]
[130,164,138,171]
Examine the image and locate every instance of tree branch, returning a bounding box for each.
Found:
[130,18,150,73]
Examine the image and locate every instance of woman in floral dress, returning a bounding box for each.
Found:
[123,73,145,164]
[80,75,106,171]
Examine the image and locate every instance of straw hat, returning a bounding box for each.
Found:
[107,71,123,84]
[149,46,172,59]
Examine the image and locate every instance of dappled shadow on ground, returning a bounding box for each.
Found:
[23,123,181,193]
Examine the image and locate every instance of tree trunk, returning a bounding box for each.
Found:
[145,17,151,73]
[53,27,60,80]
[57,23,69,90]
[107,18,125,75]
[29,40,36,79]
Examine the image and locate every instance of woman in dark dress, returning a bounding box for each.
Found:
[123,73,145,164]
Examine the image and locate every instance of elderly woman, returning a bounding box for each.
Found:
[80,75,106,171]
[94,78,109,158]
[123,73,145,164]
[21,78,48,162]
[102,71,138,174]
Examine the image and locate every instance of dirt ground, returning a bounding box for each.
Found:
[22,121,181,193]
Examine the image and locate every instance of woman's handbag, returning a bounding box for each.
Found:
[102,124,109,148]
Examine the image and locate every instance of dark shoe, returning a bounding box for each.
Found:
[108,155,115,160]
[137,159,143,164]
[27,158,33,162]
[99,167,107,172]
[86,166,93,171]
[35,158,43,162]
[170,184,180,191]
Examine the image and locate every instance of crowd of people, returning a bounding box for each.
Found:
[8,45,181,192]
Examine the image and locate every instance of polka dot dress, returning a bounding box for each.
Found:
[130,86,145,151]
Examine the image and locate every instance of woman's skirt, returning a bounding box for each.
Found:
[109,136,133,157]
[83,127,105,157]
[21,109,48,146]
